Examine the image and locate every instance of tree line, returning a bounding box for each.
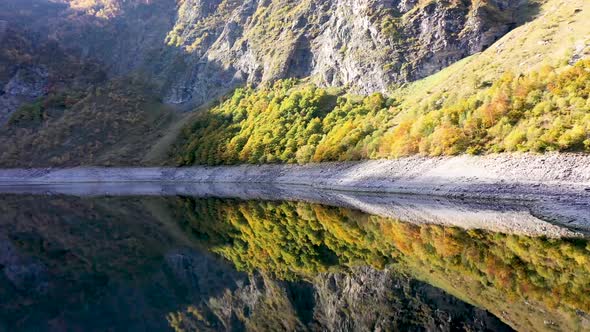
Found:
[177,60,590,165]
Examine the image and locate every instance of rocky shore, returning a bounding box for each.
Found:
[0,153,588,199]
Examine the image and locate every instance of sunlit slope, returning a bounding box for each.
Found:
[175,0,590,166]
[397,0,590,109]
[177,59,589,165]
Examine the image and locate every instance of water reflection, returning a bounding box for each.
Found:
[0,194,588,331]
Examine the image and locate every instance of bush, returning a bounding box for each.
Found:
[9,101,44,126]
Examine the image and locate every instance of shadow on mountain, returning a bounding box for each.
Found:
[0,0,252,167]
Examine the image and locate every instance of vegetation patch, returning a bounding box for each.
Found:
[0,78,178,167]
[177,60,590,165]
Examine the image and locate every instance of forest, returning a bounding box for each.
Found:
[176,60,590,165]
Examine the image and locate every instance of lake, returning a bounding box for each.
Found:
[0,185,589,331]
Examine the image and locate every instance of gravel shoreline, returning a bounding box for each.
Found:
[0,153,588,200]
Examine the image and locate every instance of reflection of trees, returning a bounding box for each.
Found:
[176,197,590,331]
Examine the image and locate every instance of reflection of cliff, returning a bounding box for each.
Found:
[311,266,510,332]
[0,195,509,331]
[175,197,590,332]
[170,266,510,332]
[1,194,587,331]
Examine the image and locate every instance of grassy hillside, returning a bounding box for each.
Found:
[175,0,590,165]
[396,0,590,108]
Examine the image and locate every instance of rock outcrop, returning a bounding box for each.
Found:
[0,19,49,124]
[0,12,106,125]
[168,261,512,332]
[156,0,526,104]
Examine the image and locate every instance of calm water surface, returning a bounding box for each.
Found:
[0,193,589,332]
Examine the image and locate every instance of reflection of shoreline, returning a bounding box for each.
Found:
[0,182,587,237]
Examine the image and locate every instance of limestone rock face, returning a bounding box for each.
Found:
[0,0,528,107]
[153,0,524,104]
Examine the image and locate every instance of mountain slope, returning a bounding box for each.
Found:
[0,0,588,167]
[0,0,535,108]
[174,0,589,165]
[397,0,590,109]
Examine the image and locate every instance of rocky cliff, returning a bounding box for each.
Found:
[0,0,531,111]
[159,0,527,105]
